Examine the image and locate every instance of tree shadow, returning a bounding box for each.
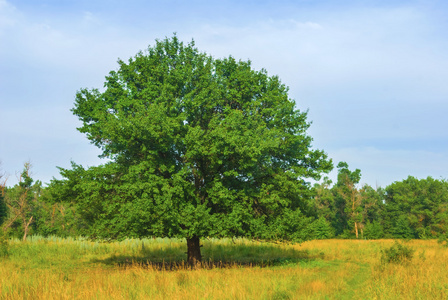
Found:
[90,242,321,270]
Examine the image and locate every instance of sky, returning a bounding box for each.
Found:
[1,0,447,188]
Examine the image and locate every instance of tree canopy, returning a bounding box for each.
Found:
[70,35,332,263]
[384,176,448,239]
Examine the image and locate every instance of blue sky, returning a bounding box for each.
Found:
[1,0,447,187]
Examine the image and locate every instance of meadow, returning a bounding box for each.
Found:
[0,237,447,299]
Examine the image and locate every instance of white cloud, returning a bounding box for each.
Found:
[1,0,447,188]
[188,5,448,108]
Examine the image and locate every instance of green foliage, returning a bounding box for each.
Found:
[308,174,448,240]
[437,232,448,247]
[2,163,40,240]
[310,171,384,239]
[311,177,334,220]
[363,221,384,239]
[259,209,315,243]
[0,229,8,258]
[67,35,332,244]
[338,229,356,239]
[336,161,361,187]
[380,241,414,264]
[310,216,334,239]
[0,166,6,227]
[29,177,85,238]
[384,176,448,239]
[333,162,365,238]
[0,189,6,226]
[393,215,415,240]
[33,201,81,238]
[0,165,5,226]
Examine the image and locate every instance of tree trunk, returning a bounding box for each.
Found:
[187,235,202,266]
[355,222,359,239]
[23,216,33,241]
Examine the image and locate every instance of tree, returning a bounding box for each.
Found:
[334,162,364,238]
[312,176,334,222]
[359,185,384,225]
[310,216,334,239]
[363,220,384,239]
[2,162,38,240]
[0,162,7,226]
[71,35,332,264]
[31,181,82,238]
[384,176,448,239]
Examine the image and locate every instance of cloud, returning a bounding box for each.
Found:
[188,5,448,107]
[188,6,448,142]
[1,0,447,188]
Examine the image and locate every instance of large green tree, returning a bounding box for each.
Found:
[71,35,332,264]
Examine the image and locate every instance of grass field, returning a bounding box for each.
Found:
[0,236,447,299]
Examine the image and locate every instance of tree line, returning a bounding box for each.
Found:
[311,162,448,240]
[1,160,447,242]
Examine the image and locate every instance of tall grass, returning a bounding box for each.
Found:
[0,237,447,299]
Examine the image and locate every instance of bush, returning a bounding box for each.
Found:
[438,233,448,248]
[381,241,414,264]
[337,229,355,239]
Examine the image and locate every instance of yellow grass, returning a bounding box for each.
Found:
[0,238,447,299]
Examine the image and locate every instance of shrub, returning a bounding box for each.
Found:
[438,233,448,248]
[381,241,414,265]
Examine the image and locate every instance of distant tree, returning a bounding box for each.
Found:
[334,162,364,238]
[2,162,39,240]
[31,183,81,238]
[312,177,334,221]
[70,35,332,264]
[384,176,448,239]
[0,163,7,226]
[393,215,415,239]
[363,221,384,239]
[361,185,384,224]
[311,167,384,239]
[310,216,334,239]
[358,184,384,238]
